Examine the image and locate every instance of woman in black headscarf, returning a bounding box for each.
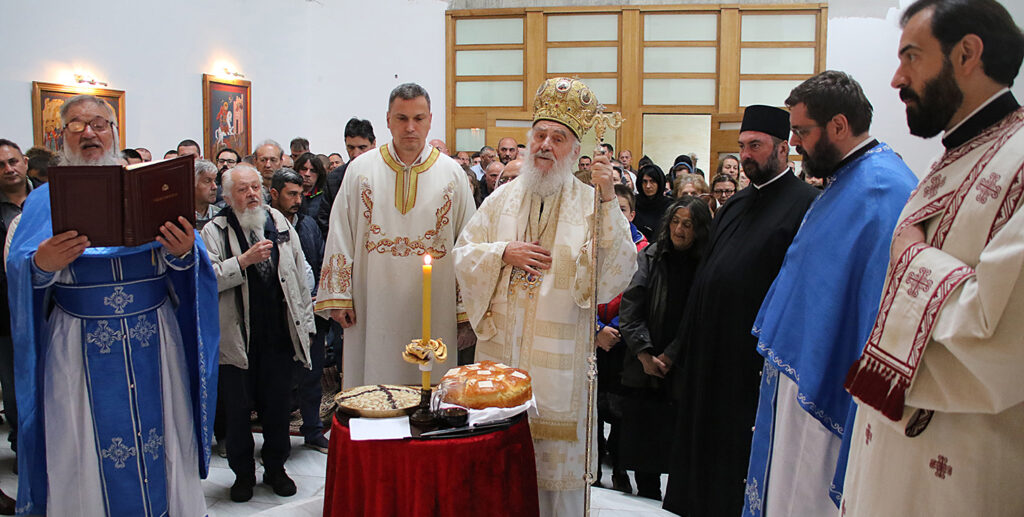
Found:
[633,164,672,241]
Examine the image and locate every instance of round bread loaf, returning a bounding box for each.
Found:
[440,361,532,410]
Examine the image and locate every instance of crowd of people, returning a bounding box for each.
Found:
[0,1,1020,515]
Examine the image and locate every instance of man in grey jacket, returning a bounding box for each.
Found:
[200,164,314,503]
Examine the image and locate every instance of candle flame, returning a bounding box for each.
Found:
[424,254,432,266]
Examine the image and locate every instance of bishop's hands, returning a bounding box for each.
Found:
[237,239,273,269]
[891,222,926,262]
[502,240,551,276]
[155,216,195,258]
[589,154,617,203]
[34,230,90,272]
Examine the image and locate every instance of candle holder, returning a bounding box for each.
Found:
[409,387,436,430]
[410,361,438,430]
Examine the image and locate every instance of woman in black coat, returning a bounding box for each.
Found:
[617,195,712,500]
[632,164,673,241]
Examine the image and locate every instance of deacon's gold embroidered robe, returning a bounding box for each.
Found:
[316,143,475,387]
[454,175,637,491]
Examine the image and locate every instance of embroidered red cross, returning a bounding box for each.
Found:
[906,267,933,298]
[923,175,945,198]
[975,172,1002,204]
[865,423,872,445]
[930,455,953,479]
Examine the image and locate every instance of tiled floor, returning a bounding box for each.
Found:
[0,423,674,516]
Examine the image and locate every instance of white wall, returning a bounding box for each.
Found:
[0,0,449,158]
[826,0,1024,177]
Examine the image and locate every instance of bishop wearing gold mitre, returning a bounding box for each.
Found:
[454,78,638,516]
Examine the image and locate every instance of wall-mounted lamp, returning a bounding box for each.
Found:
[222,67,246,79]
[74,73,108,87]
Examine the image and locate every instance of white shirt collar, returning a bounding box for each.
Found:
[944,87,1011,136]
[841,136,874,161]
[753,168,791,189]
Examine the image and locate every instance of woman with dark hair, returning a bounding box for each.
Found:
[633,164,672,241]
[295,152,328,219]
[617,195,712,500]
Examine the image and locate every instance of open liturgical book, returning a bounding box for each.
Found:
[48,155,196,247]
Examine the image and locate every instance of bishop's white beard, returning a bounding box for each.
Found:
[235,204,268,243]
[519,149,576,198]
[59,147,121,166]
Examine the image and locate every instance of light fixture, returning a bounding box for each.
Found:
[74,73,108,87]
[222,67,245,79]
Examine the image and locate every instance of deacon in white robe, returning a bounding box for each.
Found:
[843,5,1024,513]
[316,83,475,387]
[454,78,637,516]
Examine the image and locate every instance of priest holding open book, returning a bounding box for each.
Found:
[4,94,219,516]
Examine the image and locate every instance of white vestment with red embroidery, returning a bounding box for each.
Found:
[453,175,637,516]
[842,107,1024,516]
[315,142,475,387]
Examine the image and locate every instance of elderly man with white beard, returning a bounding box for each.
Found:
[6,95,219,516]
[200,164,313,503]
[454,78,638,517]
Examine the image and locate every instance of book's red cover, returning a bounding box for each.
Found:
[49,155,195,247]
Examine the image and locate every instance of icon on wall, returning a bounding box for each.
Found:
[203,74,251,159]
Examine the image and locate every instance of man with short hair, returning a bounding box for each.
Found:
[469,145,496,180]
[136,147,152,162]
[0,139,32,488]
[661,105,819,517]
[121,148,143,164]
[164,150,178,160]
[740,71,918,517]
[471,152,482,166]
[177,139,202,159]
[497,158,521,187]
[578,155,592,172]
[429,139,449,155]
[290,137,310,162]
[216,148,241,175]
[7,95,217,515]
[842,1,1024,515]
[317,83,476,388]
[617,149,633,172]
[268,169,330,453]
[318,118,377,234]
[194,159,220,229]
[328,153,344,170]
[454,78,637,516]
[497,137,518,165]
[254,139,284,191]
[454,151,470,167]
[482,160,503,197]
[517,143,527,160]
[201,164,314,503]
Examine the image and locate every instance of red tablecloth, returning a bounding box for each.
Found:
[324,415,540,517]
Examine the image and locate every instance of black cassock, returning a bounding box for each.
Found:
[662,171,818,517]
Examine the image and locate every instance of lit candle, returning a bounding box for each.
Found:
[421,255,432,346]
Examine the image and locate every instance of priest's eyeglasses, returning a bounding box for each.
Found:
[64,118,113,134]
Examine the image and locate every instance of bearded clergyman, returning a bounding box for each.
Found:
[6,94,218,515]
[842,1,1024,515]
[453,78,638,516]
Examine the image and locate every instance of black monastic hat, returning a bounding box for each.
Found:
[740,105,791,141]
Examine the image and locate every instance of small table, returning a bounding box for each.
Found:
[323,414,540,517]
